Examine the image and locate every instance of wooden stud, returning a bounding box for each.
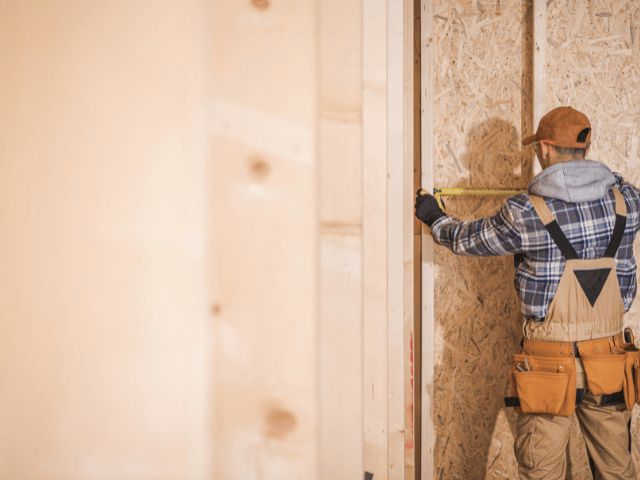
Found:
[389,0,405,477]
[318,0,364,478]
[403,0,418,477]
[412,2,422,478]
[363,0,389,477]
[420,0,435,477]
[532,0,547,177]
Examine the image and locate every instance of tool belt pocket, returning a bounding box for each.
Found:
[510,354,576,417]
[580,350,626,396]
[634,363,640,406]
[619,343,640,411]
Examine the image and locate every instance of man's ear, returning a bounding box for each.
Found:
[541,142,552,161]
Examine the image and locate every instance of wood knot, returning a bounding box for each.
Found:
[248,156,271,182]
[252,0,269,9]
[263,405,297,438]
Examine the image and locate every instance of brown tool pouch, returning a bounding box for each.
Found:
[620,343,640,411]
[509,354,576,417]
[580,349,627,396]
[635,363,640,406]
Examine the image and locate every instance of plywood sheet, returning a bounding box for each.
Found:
[209,2,319,478]
[319,0,364,478]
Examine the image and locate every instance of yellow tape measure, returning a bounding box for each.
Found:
[419,187,527,210]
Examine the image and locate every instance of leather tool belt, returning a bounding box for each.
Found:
[522,333,624,358]
[505,330,640,416]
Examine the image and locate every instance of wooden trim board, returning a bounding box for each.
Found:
[388,0,406,477]
[363,0,389,476]
[532,0,547,177]
[419,0,435,477]
[402,0,418,477]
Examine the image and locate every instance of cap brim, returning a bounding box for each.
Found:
[522,134,537,146]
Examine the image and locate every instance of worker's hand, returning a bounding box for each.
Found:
[415,189,445,227]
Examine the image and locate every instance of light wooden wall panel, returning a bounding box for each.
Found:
[0,2,209,478]
[0,1,425,478]
[363,0,389,477]
[365,0,420,476]
[389,0,407,478]
[402,0,420,478]
[319,0,364,478]
[420,0,436,477]
[208,1,319,479]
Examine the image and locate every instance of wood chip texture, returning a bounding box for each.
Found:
[546,1,640,478]
[431,0,640,478]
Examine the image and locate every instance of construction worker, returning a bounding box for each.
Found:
[415,106,640,480]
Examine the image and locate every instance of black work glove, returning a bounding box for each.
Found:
[415,189,445,227]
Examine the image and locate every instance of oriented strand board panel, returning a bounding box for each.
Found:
[427,0,640,478]
[319,0,364,478]
[430,0,533,478]
[208,1,319,479]
[544,1,640,477]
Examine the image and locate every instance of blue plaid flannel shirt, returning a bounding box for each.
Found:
[430,174,640,320]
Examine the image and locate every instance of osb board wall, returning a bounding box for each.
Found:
[431,0,640,478]
[545,0,640,478]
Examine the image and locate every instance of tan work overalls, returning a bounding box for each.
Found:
[507,188,640,480]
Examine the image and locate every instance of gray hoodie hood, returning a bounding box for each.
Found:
[528,159,616,203]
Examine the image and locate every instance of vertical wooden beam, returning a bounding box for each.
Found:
[412,2,422,478]
[402,0,417,477]
[419,0,435,477]
[318,0,364,478]
[532,0,547,177]
[388,0,405,477]
[363,0,388,477]
[209,2,319,478]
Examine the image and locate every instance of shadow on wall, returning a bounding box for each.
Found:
[432,117,529,479]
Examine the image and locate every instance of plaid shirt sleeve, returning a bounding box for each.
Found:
[429,202,522,256]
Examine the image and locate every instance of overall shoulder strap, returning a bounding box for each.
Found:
[604,187,627,258]
[529,194,579,260]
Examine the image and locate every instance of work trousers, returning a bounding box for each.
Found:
[515,390,636,480]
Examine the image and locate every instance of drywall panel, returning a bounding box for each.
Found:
[0,1,209,478]
[208,1,319,479]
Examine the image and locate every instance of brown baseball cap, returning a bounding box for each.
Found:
[522,106,592,149]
